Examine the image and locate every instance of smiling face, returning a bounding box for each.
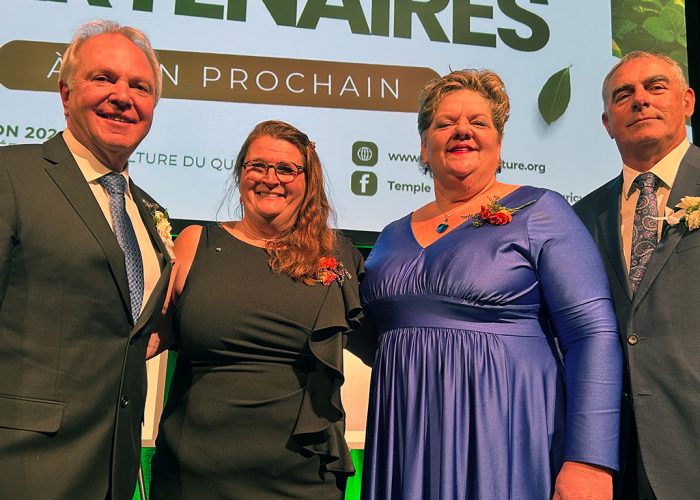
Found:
[421,89,502,187]
[602,55,694,169]
[60,33,156,172]
[240,135,306,230]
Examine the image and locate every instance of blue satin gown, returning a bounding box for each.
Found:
[360,186,622,499]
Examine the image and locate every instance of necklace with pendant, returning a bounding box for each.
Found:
[434,184,500,233]
[435,205,457,233]
[436,215,450,233]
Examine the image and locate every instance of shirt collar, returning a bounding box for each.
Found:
[621,138,689,200]
[63,128,132,194]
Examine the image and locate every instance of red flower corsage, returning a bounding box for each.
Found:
[467,197,535,227]
[318,256,351,286]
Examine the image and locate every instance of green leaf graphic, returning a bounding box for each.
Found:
[538,66,571,125]
[611,0,689,80]
[643,17,675,42]
[629,0,663,16]
[661,5,686,36]
[615,18,638,37]
[670,49,687,65]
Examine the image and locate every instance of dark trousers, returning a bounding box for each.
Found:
[620,421,656,500]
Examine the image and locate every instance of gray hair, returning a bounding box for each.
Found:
[59,20,162,102]
[602,50,687,104]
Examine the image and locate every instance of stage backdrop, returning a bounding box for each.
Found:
[0,1,689,499]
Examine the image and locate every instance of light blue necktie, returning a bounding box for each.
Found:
[629,172,659,294]
[99,172,144,323]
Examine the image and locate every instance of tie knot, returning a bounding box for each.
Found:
[99,172,127,195]
[634,172,658,191]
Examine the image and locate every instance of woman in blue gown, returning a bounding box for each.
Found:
[360,70,622,499]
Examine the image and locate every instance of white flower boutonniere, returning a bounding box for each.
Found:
[665,196,700,232]
[143,201,176,261]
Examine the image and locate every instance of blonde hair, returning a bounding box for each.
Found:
[59,19,162,102]
[231,120,338,285]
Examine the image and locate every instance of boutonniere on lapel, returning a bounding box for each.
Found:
[665,196,700,232]
[143,201,176,261]
[317,257,351,286]
[464,197,535,227]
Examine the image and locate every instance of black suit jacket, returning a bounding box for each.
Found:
[0,134,172,499]
[574,144,700,499]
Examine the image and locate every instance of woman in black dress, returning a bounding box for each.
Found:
[149,120,365,499]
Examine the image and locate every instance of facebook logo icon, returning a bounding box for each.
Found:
[351,171,377,196]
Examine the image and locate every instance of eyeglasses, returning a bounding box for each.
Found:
[241,160,305,184]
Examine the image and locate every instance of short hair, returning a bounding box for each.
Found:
[230,120,338,285]
[59,20,162,102]
[601,50,688,104]
[417,69,510,173]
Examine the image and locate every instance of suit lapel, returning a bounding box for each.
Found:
[131,182,168,268]
[43,135,132,316]
[597,175,633,302]
[667,144,700,208]
[633,144,700,305]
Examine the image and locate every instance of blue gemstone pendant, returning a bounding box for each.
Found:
[436,222,449,233]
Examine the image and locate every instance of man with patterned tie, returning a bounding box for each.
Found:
[0,20,172,499]
[575,51,700,499]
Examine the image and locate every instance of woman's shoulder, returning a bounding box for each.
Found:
[335,232,364,265]
[178,224,204,238]
[514,185,575,211]
[515,186,589,244]
[174,224,204,252]
[379,212,412,234]
[367,213,412,251]
[335,232,354,253]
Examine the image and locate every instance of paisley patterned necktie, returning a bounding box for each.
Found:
[99,172,144,323]
[629,172,659,294]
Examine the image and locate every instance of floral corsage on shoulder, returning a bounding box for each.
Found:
[317,256,351,286]
[465,197,535,227]
[666,196,700,232]
[143,200,176,260]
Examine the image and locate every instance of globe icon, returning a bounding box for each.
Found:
[357,146,374,163]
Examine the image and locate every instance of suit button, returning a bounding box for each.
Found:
[120,396,130,408]
[627,334,639,345]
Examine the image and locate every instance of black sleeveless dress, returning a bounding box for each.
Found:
[150,224,363,499]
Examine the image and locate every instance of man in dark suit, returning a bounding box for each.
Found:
[0,21,172,499]
[574,51,700,499]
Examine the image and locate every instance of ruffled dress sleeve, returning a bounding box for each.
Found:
[528,191,623,471]
[291,237,365,473]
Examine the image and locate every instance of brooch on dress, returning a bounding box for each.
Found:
[317,257,351,286]
[465,197,535,227]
